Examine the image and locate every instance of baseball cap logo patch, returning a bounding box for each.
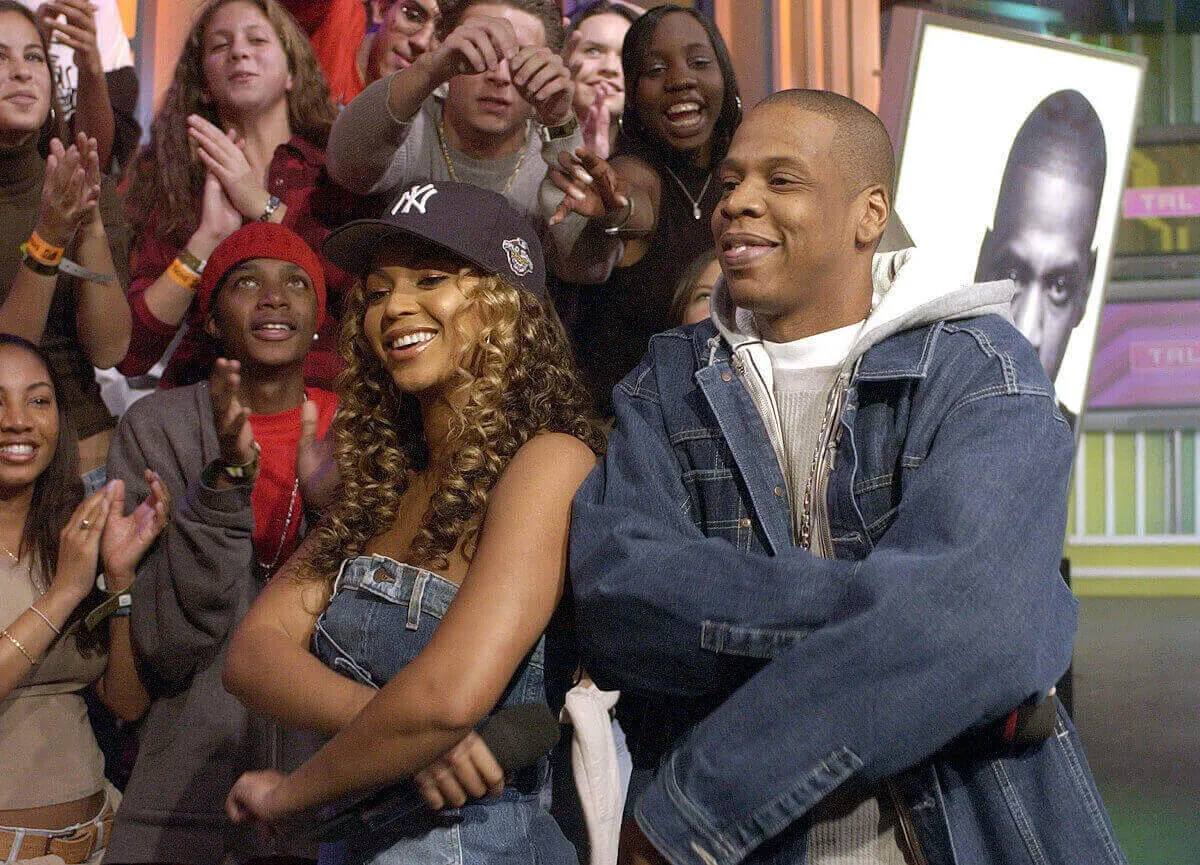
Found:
[502,237,533,276]
[393,183,438,215]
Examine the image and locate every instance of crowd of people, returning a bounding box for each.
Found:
[0,1,1127,865]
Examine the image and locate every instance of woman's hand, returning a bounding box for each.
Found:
[413,731,505,809]
[35,135,101,247]
[51,486,111,605]
[37,0,102,77]
[548,146,628,226]
[210,359,259,472]
[192,172,243,256]
[187,115,271,221]
[100,471,170,592]
[581,86,615,160]
[227,770,288,824]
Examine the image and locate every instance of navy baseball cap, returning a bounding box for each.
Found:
[323,181,547,298]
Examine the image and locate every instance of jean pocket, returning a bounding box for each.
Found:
[314,618,379,688]
[699,620,808,659]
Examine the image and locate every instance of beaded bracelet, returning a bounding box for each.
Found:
[1,627,35,665]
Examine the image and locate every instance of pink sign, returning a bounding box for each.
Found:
[1130,340,1200,372]
[1123,186,1200,219]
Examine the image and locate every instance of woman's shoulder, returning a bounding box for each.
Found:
[496,433,598,495]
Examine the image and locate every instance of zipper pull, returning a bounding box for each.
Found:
[730,354,745,376]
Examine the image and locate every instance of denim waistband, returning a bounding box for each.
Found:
[332,555,459,628]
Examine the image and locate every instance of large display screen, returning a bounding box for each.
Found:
[1088,299,1200,411]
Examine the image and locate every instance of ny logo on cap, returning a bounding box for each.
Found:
[393,183,438,215]
[502,237,533,276]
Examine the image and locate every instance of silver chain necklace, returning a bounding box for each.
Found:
[661,164,711,220]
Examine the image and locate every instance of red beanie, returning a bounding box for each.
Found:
[198,223,328,327]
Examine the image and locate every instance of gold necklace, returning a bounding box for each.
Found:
[435,115,528,196]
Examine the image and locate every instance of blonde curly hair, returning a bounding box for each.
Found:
[304,267,605,584]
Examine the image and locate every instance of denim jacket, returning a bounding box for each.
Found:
[569,253,1125,865]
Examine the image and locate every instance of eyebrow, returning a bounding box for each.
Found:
[25,381,52,391]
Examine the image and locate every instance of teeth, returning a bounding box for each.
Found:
[667,102,700,116]
[0,444,34,455]
[390,331,435,349]
[257,323,292,331]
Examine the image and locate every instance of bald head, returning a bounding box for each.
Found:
[760,89,896,201]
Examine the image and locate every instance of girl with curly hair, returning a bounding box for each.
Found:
[224,181,603,865]
[119,0,358,390]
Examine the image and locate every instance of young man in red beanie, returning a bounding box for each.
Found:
[102,222,337,864]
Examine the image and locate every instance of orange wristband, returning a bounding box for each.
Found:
[167,256,201,291]
[26,231,64,265]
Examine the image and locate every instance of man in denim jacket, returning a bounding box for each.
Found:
[570,90,1125,865]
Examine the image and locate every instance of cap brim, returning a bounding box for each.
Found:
[322,219,419,277]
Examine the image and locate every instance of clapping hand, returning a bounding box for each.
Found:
[100,472,170,592]
[547,146,628,226]
[295,399,338,513]
[210,358,259,478]
[188,115,273,222]
[35,134,101,247]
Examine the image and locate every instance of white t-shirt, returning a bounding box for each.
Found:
[18,0,134,118]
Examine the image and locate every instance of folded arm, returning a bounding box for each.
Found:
[571,355,1079,865]
[246,433,596,818]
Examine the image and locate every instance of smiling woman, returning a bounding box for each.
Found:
[222,182,604,865]
[0,0,132,479]
[119,0,362,392]
[546,4,741,415]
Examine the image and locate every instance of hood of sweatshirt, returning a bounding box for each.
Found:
[710,247,1016,368]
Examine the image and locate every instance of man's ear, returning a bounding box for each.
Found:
[855,185,889,249]
[203,313,221,341]
[369,0,386,27]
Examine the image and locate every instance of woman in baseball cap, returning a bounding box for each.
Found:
[226,182,603,865]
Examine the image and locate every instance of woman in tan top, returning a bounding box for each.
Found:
[0,334,167,864]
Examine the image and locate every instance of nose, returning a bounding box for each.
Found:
[409,22,436,54]
[718,177,764,222]
[0,402,32,432]
[9,56,32,81]
[381,282,423,323]
[230,35,252,60]
[485,58,512,86]
[664,61,696,91]
[1011,283,1044,351]
[598,53,621,78]
[257,279,289,308]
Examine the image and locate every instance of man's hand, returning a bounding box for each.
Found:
[209,358,258,475]
[511,46,574,127]
[619,819,669,865]
[548,146,628,226]
[295,399,338,512]
[423,14,518,84]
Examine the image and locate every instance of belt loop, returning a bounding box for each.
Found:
[332,556,354,595]
[6,828,26,864]
[406,570,428,630]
